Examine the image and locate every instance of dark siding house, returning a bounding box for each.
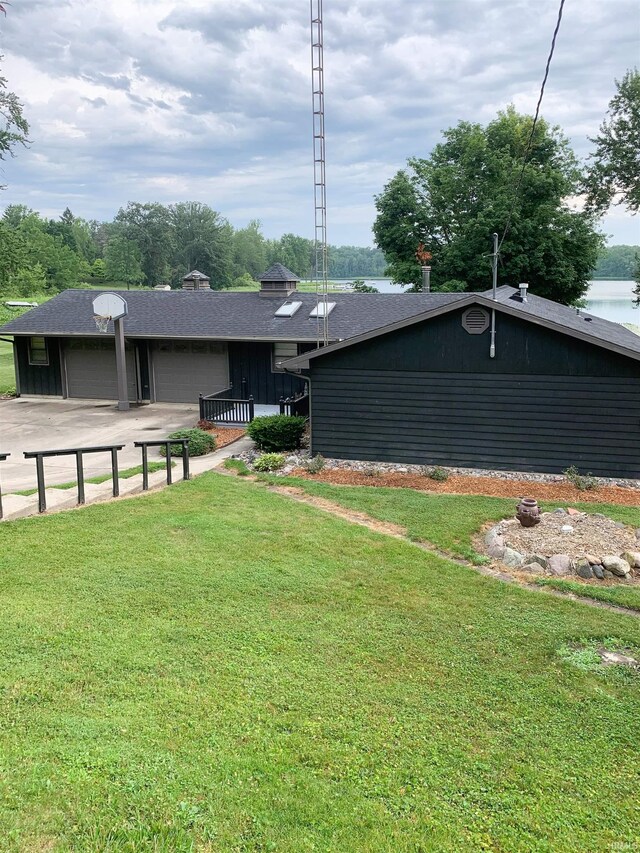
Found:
[0,265,463,407]
[285,286,640,478]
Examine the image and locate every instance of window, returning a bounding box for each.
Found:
[28,337,49,366]
[272,342,298,372]
[309,302,336,318]
[274,300,302,318]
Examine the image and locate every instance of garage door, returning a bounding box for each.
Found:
[153,341,229,403]
[65,340,138,401]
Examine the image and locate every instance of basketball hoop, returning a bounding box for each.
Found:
[93,314,111,333]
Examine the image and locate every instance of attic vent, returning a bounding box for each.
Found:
[309,302,336,318]
[274,300,302,318]
[462,307,490,335]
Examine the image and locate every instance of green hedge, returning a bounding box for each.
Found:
[246,415,307,452]
[159,428,217,458]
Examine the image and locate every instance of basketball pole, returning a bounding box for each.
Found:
[114,316,130,411]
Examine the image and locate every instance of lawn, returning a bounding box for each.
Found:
[0,339,15,395]
[0,472,639,851]
[275,478,640,611]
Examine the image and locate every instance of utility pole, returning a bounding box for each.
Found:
[311,0,329,346]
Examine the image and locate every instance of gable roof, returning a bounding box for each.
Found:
[259,263,300,282]
[283,285,640,368]
[0,288,468,343]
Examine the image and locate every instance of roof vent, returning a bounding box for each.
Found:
[274,300,303,318]
[518,282,529,302]
[461,306,490,335]
[258,262,300,297]
[182,270,211,290]
[309,302,336,318]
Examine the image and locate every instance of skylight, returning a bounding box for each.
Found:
[274,300,302,318]
[309,302,336,318]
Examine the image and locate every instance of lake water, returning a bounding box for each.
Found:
[332,278,639,326]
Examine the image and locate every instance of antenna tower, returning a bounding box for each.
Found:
[311,0,329,346]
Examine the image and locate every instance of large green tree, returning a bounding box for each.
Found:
[373,108,603,304]
[115,202,173,286]
[104,234,145,287]
[169,201,234,288]
[584,69,640,215]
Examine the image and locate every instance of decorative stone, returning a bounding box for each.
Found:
[592,565,605,580]
[585,554,601,565]
[635,529,640,541]
[566,508,582,517]
[502,547,525,568]
[615,522,626,529]
[553,508,567,515]
[516,498,541,527]
[521,562,546,575]
[598,650,639,668]
[621,551,640,569]
[485,527,503,547]
[575,559,594,579]
[487,543,506,559]
[602,555,631,577]
[561,525,574,534]
[603,569,615,579]
[548,554,573,576]
[527,554,549,571]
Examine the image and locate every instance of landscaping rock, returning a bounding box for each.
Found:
[636,529,640,541]
[527,554,549,571]
[592,565,605,580]
[548,554,573,576]
[603,569,615,579]
[561,525,574,534]
[521,562,546,575]
[487,543,506,559]
[484,527,503,547]
[553,508,567,515]
[502,547,524,568]
[621,551,640,569]
[575,559,594,579]
[585,554,601,565]
[602,555,631,577]
[566,508,582,517]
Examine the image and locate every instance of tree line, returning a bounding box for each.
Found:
[592,245,640,280]
[0,202,389,296]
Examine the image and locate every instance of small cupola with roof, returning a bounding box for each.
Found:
[258,263,300,297]
[182,270,211,291]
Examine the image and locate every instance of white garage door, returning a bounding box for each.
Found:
[153,341,229,403]
[65,340,138,401]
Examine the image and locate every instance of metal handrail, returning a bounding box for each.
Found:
[23,444,125,513]
[0,453,9,520]
[134,439,190,490]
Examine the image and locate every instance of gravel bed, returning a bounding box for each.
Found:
[500,513,637,559]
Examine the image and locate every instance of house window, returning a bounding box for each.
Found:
[28,337,49,366]
[272,342,298,372]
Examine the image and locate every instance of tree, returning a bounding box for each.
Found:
[233,219,267,280]
[0,62,29,185]
[584,69,640,215]
[104,235,144,286]
[169,201,234,288]
[633,253,640,307]
[373,107,603,304]
[115,202,173,286]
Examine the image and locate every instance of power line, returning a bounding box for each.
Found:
[497,0,566,255]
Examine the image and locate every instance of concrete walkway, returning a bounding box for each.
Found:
[0,435,254,522]
[0,398,199,491]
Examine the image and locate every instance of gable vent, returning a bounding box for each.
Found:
[462,306,490,334]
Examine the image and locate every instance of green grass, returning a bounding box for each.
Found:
[223,457,251,476]
[0,472,639,850]
[13,461,173,496]
[536,577,640,612]
[0,339,15,395]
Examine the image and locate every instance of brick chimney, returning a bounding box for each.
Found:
[182,270,211,290]
[258,263,300,297]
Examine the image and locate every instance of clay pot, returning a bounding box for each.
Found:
[516,497,541,528]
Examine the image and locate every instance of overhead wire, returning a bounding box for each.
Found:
[497,0,567,256]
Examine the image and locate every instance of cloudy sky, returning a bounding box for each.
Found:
[1,0,638,246]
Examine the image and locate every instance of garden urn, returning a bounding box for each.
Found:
[516,497,541,528]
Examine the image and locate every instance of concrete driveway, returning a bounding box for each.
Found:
[0,398,199,492]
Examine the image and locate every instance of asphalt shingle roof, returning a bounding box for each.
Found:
[259,263,300,282]
[0,288,468,342]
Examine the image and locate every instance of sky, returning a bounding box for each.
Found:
[0,0,638,247]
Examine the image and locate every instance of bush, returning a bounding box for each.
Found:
[253,453,286,472]
[563,465,599,491]
[421,465,449,481]
[159,428,217,458]
[196,419,215,431]
[246,415,307,452]
[303,454,325,474]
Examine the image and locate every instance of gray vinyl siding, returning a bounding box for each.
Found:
[308,309,640,478]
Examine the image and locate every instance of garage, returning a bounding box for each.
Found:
[64,339,138,401]
[152,341,229,403]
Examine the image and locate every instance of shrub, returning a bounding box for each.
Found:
[421,465,449,482]
[303,454,325,474]
[362,464,382,477]
[253,453,286,472]
[159,428,217,458]
[197,419,215,431]
[563,465,599,491]
[246,415,307,452]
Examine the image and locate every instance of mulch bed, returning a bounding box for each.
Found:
[293,469,640,508]
[203,426,246,449]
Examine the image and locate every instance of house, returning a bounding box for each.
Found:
[283,284,640,478]
[0,264,464,406]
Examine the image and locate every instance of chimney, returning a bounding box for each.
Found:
[258,263,300,297]
[182,270,211,291]
[518,282,529,302]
